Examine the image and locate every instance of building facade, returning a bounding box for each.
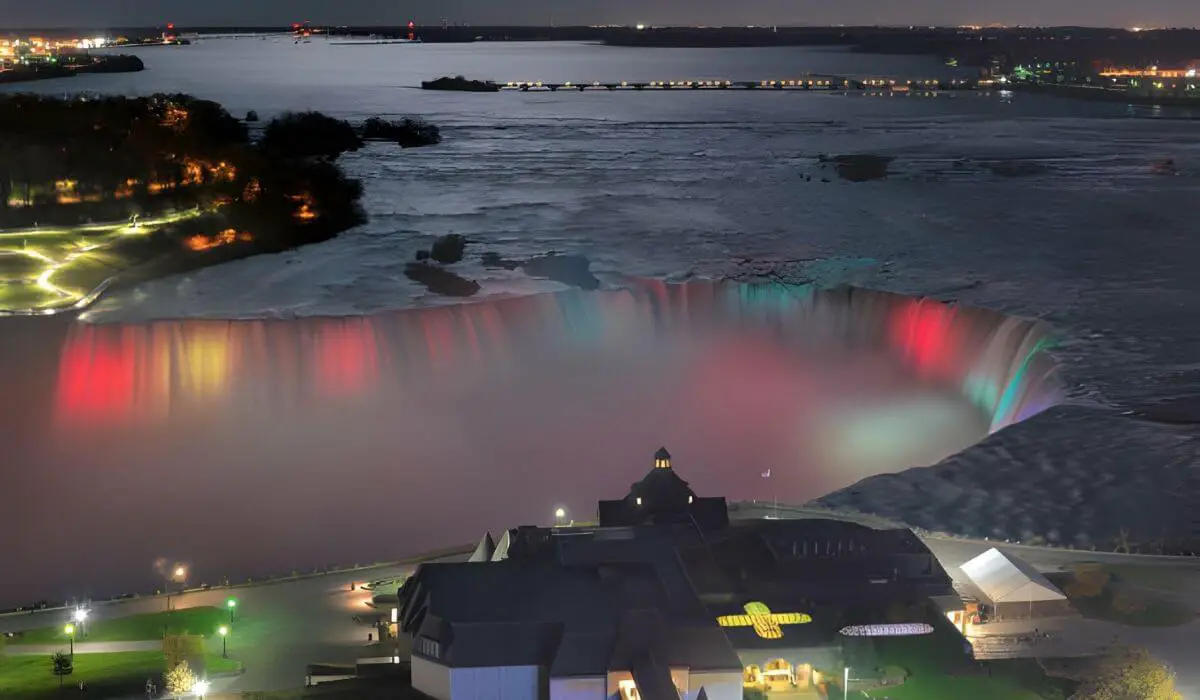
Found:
[398,448,961,700]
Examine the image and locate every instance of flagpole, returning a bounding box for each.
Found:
[761,468,777,519]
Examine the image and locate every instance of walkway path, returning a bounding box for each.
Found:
[4,640,161,655]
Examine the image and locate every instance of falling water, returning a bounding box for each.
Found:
[0,279,1061,604]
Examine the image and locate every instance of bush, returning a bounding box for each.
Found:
[260,111,364,160]
[362,116,441,148]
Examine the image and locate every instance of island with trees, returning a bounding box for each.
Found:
[0,94,441,314]
[0,53,145,84]
[421,75,501,92]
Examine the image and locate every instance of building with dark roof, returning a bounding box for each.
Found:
[398,448,960,700]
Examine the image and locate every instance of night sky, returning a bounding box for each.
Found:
[0,0,1196,29]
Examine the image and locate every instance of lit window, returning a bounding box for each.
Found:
[688,496,693,504]
[635,497,642,506]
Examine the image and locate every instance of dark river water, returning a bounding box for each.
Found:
[1,39,1198,605]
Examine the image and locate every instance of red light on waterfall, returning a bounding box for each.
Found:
[888,299,958,375]
[315,319,379,396]
[55,327,135,426]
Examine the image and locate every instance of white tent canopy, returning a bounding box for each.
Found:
[959,548,1067,604]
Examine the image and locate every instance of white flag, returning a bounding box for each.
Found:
[761,469,771,478]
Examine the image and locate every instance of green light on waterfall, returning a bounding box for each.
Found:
[991,337,1054,431]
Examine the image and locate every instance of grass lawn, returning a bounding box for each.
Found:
[0,651,239,699]
[1067,590,1194,627]
[866,634,1071,700]
[1105,564,1193,593]
[1048,568,1195,627]
[10,606,228,645]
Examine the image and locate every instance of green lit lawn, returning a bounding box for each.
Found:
[0,282,60,309]
[0,651,239,699]
[864,634,1071,700]
[1068,591,1194,627]
[10,606,228,645]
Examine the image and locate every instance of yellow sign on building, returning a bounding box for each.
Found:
[716,602,811,639]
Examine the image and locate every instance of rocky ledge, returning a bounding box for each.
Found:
[812,405,1200,555]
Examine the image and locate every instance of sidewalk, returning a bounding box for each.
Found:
[5,640,161,655]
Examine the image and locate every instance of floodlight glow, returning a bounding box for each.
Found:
[193,680,210,696]
[226,599,237,608]
[64,624,75,635]
[554,508,566,519]
[218,625,228,636]
[73,608,88,623]
[839,623,935,637]
[174,566,187,578]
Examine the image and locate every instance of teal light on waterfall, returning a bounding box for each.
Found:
[727,280,814,313]
[990,336,1055,432]
[962,373,1000,413]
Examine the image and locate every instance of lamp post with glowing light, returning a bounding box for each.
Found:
[64,624,75,658]
[554,508,566,526]
[194,679,210,699]
[72,608,89,638]
[226,597,237,623]
[218,625,229,658]
[166,564,188,612]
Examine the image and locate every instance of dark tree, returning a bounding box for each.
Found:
[52,651,73,688]
[362,116,441,148]
[260,111,364,160]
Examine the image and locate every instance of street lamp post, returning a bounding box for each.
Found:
[843,665,850,700]
[72,608,88,638]
[167,565,188,612]
[64,624,75,659]
[226,598,237,624]
[218,625,228,658]
[554,508,566,526]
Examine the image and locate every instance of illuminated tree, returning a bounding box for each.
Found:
[1075,647,1181,700]
[164,659,197,696]
[51,651,73,688]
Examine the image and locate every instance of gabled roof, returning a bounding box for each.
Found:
[468,532,495,563]
[959,548,1066,604]
[491,529,512,562]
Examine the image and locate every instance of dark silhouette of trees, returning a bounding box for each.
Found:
[362,116,441,148]
[259,111,363,160]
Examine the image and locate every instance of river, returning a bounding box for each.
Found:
[0,38,1198,605]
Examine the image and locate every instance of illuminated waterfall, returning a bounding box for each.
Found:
[54,280,1061,436]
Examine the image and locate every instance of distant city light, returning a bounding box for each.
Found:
[636,23,646,31]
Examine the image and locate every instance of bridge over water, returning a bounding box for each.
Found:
[499,76,997,92]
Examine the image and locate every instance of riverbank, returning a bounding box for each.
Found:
[1009,81,1200,107]
[0,54,144,84]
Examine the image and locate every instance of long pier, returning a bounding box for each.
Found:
[499,76,996,92]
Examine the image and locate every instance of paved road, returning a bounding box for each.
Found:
[5,640,160,656]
